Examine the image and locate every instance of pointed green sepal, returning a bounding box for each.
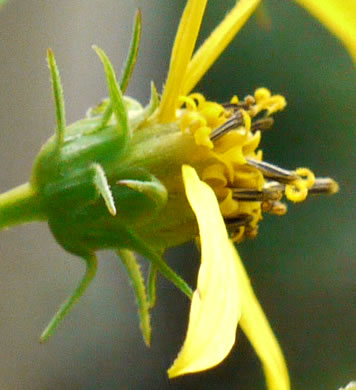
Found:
[118,249,151,346]
[91,163,116,216]
[94,10,142,131]
[147,81,160,116]
[132,240,192,300]
[40,254,98,342]
[86,98,110,118]
[47,48,66,149]
[129,81,160,129]
[93,46,130,141]
[120,9,142,94]
[147,250,192,299]
[118,235,192,301]
[147,264,157,309]
[117,174,167,208]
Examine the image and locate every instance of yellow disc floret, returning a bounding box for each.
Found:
[179,94,226,149]
[178,88,320,241]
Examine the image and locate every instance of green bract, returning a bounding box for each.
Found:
[32,89,167,258]
[0,11,194,345]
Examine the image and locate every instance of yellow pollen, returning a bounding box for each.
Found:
[285,180,309,203]
[231,226,245,242]
[230,95,239,104]
[178,88,318,241]
[254,87,271,101]
[285,167,316,203]
[241,109,251,132]
[295,167,316,188]
[179,95,198,111]
[250,87,287,117]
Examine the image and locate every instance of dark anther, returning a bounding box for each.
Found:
[246,159,299,183]
[251,117,274,132]
[210,111,243,141]
[244,95,255,106]
[222,95,255,112]
[231,186,282,202]
[245,225,259,239]
[222,102,240,112]
[232,189,264,201]
[309,178,339,195]
[224,213,253,229]
[262,200,288,215]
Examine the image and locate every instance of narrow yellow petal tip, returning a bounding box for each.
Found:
[339,382,356,390]
[295,0,356,62]
[167,166,242,377]
[159,0,208,122]
[182,0,262,95]
[233,246,291,390]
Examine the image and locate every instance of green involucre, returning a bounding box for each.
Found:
[0,21,195,341]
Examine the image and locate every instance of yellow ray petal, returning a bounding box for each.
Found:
[182,0,261,96]
[339,382,356,390]
[232,243,290,390]
[168,165,241,377]
[294,0,356,62]
[159,0,208,123]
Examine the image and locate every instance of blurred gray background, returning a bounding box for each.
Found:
[0,1,355,389]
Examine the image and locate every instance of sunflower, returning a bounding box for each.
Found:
[0,1,354,390]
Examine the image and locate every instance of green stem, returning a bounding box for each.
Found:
[0,183,46,231]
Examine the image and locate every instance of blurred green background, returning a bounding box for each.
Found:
[0,1,354,389]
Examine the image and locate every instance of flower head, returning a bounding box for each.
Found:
[152,0,343,386]
[0,1,352,389]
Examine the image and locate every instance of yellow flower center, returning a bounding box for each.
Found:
[177,87,334,242]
